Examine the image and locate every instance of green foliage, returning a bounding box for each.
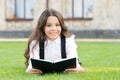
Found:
[0,42,120,80]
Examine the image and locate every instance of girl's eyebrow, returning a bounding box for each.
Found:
[46,23,50,24]
[46,23,51,25]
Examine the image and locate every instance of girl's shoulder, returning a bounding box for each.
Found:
[29,40,39,49]
[66,34,75,41]
[31,40,37,44]
[65,34,77,48]
[30,40,38,46]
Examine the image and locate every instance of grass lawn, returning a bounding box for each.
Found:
[0,41,120,80]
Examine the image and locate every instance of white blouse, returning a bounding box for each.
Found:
[26,35,80,72]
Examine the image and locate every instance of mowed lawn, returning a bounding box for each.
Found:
[0,41,120,80]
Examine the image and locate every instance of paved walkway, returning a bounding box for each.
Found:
[75,38,120,42]
[0,38,120,42]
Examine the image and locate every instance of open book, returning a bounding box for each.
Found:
[31,57,76,73]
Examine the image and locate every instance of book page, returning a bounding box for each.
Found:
[54,57,76,63]
[31,57,76,63]
[31,58,54,63]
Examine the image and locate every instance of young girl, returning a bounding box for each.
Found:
[24,9,84,74]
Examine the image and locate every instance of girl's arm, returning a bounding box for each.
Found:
[64,67,84,73]
[65,35,85,73]
[26,40,43,74]
[27,68,43,74]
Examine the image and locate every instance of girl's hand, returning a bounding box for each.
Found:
[64,67,84,73]
[28,68,43,74]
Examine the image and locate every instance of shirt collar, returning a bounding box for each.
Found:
[45,36,60,46]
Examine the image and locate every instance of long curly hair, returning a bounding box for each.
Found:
[24,9,71,67]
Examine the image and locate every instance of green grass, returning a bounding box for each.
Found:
[0,41,120,80]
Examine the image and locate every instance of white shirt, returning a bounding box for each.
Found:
[26,35,80,72]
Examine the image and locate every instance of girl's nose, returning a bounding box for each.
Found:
[51,26,56,30]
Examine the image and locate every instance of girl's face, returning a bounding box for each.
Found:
[44,16,61,41]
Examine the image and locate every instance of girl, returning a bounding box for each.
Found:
[24,9,84,74]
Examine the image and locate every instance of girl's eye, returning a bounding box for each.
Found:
[56,24,60,26]
[46,25,51,27]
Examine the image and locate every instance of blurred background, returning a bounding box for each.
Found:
[0,0,120,38]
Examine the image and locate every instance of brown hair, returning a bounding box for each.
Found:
[24,9,71,67]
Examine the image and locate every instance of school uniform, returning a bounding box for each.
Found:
[26,35,81,72]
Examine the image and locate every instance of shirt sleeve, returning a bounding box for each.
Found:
[66,35,81,68]
[26,40,36,72]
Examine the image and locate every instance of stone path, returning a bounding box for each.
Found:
[0,38,120,42]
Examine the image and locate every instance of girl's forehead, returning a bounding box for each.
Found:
[46,16,59,23]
